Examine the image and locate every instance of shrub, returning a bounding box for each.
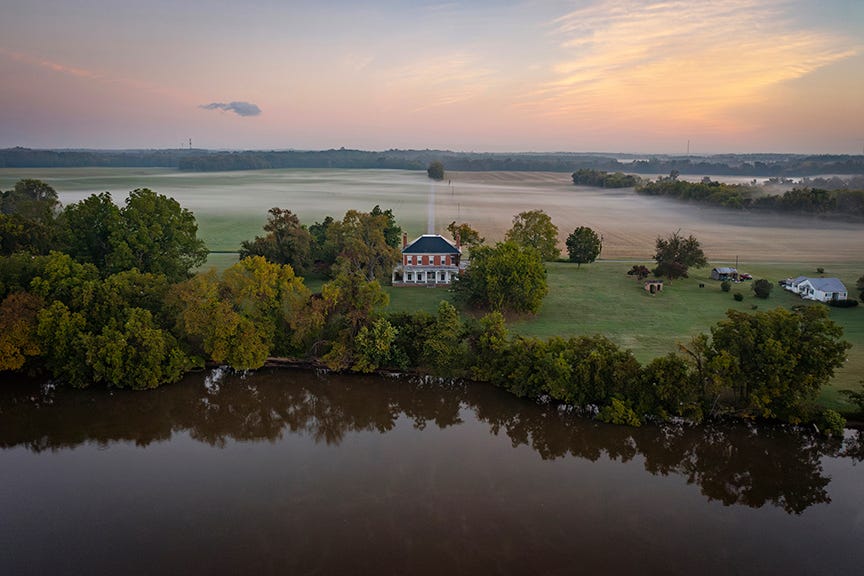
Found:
[733,292,744,301]
[828,299,859,308]
[816,267,825,274]
[720,280,731,292]
[597,398,642,427]
[817,408,846,437]
[753,278,773,299]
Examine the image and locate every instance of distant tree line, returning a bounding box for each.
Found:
[2,146,862,176]
[572,168,641,188]
[637,178,864,217]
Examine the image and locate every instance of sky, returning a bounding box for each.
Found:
[1,0,862,154]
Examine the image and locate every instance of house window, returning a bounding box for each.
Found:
[406,272,413,281]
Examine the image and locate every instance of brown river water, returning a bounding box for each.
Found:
[1,368,863,575]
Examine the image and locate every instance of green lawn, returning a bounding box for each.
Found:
[382,260,863,412]
[507,261,864,411]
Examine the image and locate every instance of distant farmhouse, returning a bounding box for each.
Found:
[783,276,848,303]
[392,233,464,286]
[711,267,738,281]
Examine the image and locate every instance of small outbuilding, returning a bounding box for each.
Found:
[644,280,664,294]
[711,267,738,281]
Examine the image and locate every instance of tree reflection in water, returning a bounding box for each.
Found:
[1,368,859,515]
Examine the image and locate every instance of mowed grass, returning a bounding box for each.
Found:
[508,260,864,411]
[377,259,863,411]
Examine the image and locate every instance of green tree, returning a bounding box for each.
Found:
[0,179,61,255]
[354,317,398,373]
[170,257,311,369]
[60,192,124,273]
[707,306,850,422]
[1,179,59,221]
[319,271,390,370]
[565,226,602,266]
[421,301,466,375]
[453,241,547,314]
[427,161,445,181]
[652,230,707,279]
[111,188,208,281]
[753,278,773,299]
[328,209,399,282]
[36,301,92,387]
[370,205,403,249]
[504,210,560,261]
[0,292,43,371]
[639,353,702,421]
[86,308,190,390]
[447,221,484,251]
[239,208,313,273]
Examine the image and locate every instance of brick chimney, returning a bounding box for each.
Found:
[455,231,461,250]
[402,232,408,249]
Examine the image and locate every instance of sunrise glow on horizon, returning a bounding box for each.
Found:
[1,0,862,154]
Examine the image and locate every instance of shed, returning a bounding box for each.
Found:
[711,267,738,281]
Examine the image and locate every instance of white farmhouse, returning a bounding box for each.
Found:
[784,276,847,303]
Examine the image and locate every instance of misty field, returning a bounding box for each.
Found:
[3,167,863,260]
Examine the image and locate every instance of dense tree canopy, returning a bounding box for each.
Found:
[652,231,707,279]
[504,210,560,261]
[328,209,400,281]
[703,306,849,422]
[239,208,313,273]
[0,179,60,255]
[60,192,124,272]
[572,169,640,188]
[111,188,208,281]
[453,241,548,314]
[566,226,602,266]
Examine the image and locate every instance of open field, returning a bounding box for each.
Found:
[3,167,863,261]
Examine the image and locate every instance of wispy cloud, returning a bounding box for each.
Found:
[199,101,262,117]
[523,0,859,129]
[386,52,495,111]
[0,47,101,79]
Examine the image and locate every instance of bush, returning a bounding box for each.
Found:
[753,278,773,299]
[733,292,744,301]
[828,299,859,308]
[817,408,846,437]
[597,398,642,427]
[720,280,731,292]
[817,267,825,274]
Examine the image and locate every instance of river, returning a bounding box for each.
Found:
[1,369,863,575]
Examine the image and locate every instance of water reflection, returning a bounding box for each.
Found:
[1,368,859,516]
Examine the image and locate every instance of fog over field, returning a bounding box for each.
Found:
[1,168,862,261]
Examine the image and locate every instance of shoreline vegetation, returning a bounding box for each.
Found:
[2,176,863,436]
[571,168,864,219]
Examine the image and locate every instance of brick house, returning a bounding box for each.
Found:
[392,233,463,286]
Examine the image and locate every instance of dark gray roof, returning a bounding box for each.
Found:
[403,235,460,254]
[713,267,737,274]
[802,277,847,293]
